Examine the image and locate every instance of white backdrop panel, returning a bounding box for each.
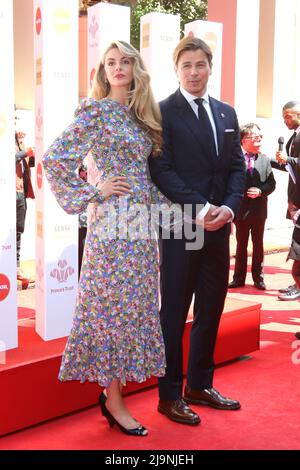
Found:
[34,0,79,341]
[140,12,180,102]
[0,0,18,351]
[87,3,130,93]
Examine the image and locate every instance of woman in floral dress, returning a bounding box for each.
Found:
[43,41,166,437]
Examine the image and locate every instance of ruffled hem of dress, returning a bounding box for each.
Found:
[58,367,166,388]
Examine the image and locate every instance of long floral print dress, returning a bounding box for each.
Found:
[42,98,166,387]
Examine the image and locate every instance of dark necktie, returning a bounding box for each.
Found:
[245,153,254,174]
[194,98,216,154]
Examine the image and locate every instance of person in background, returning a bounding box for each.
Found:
[271,101,300,300]
[43,40,167,437]
[149,36,245,426]
[278,103,300,339]
[228,123,276,290]
[78,163,88,278]
[15,129,35,284]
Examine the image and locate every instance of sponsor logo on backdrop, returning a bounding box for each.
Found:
[36,258,44,283]
[160,33,174,42]
[1,244,12,252]
[36,58,42,86]
[50,259,74,283]
[142,23,150,48]
[89,15,99,47]
[53,71,71,80]
[53,8,71,34]
[204,31,218,53]
[36,7,42,35]
[36,258,44,294]
[36,211,43,238]
[53,224,72,240]
[0,274,10,302]
[37,163,43,189]
[90,68,96,88]
[50,259,75,295]
[0,114,7,138]
[35,108,43,134]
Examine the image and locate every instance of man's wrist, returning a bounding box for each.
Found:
[221,205,234,222]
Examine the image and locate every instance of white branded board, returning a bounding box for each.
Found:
[34,0,79,340]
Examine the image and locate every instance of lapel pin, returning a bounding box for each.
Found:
[221,113,225,118]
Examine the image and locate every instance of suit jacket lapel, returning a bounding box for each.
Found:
[173,89,205,149]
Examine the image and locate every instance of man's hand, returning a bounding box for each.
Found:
[276,150,287,165]
[204,206,232,231]
[203,204,217,223]
[247,187,261,199]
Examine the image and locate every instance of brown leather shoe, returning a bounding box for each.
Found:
[184,386,241,410]
[158,398,200,425]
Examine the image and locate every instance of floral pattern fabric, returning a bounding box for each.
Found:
[43,98,166,387]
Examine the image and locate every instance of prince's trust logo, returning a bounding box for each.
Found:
[50,259,74,283]
[89,15,99,39]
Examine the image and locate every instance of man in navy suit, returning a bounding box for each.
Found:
[149,37,245,425]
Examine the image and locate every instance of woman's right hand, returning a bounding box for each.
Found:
[96,176,131,199]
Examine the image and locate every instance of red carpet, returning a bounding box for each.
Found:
[1,251,300,450]
[17,307,35,320]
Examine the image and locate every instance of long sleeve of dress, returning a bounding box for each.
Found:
[42,98,105,214]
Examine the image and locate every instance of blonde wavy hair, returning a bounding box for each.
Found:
[90,40,162,156]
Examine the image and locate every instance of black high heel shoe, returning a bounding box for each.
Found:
[98,392,148,436]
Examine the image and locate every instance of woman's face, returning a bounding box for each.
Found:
[104,47,134,90]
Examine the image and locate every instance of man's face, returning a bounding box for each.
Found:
[175,49,212,97]
[241,127,263,154]
[282,108,300,130]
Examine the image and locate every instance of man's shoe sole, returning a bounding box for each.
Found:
[157,406,200,425]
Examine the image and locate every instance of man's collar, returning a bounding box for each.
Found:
[243,150,257,158]
[179,86,209,104]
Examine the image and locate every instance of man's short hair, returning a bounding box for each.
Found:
[240,123,261,141]
[173,37,213,67]
[283,101,300,111]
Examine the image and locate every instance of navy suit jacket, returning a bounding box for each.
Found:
[149,89,245,220]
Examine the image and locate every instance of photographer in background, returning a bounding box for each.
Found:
[15,129,35,284]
